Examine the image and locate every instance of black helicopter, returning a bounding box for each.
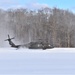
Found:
[25,40,54,50]
[5,35,54,50]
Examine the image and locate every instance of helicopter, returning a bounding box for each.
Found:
[5,35,54,50]
[25,40,54,50]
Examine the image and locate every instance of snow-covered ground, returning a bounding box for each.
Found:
[0,48,75,75]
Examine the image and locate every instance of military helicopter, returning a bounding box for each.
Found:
[5,35,54,50]
[25,40,54,50]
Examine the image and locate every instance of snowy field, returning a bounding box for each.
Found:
[0,48,75,75]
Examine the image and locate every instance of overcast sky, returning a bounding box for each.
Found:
[0,0,75,12]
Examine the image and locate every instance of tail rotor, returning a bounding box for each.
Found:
[5,35,15,41]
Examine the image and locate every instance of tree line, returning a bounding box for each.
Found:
[0,7,75,47]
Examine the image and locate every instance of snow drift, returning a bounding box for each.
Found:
[0,48,75,75]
